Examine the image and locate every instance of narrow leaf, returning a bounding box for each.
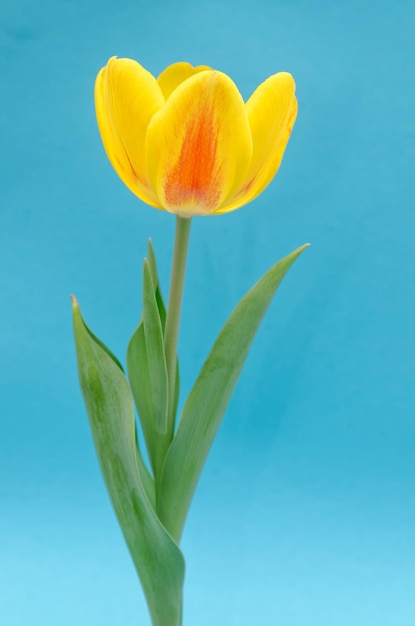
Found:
[126,321,156,469]
[127,243,180,478]
[126,259,169,478]
[148,238,180,417]
[148,238,167,331]
[142,259,169,434]
[157,244,309,542]
[72,298,184,626]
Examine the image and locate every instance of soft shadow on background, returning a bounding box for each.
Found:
[1,1,414,624]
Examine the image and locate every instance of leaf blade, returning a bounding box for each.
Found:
[142,259,169,434]
[148,238,180,420]
[157,244,309,542]
[126,320,157,470]
[127,244,180,478]
[72,298,184,626]
[148,238,167,331]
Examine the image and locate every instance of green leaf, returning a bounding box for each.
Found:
[126,259,170,478]
[72,298,184,626]
[148,238,180,419]
[126,321,155,465]
[142,259,169,434]
[127,243,180,478]
[82,316,125,373]
[148,238,167,330]
[157,244,309,542]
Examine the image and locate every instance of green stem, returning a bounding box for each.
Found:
[164,216,192,435]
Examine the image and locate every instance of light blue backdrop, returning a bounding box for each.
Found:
[1,1,414,624]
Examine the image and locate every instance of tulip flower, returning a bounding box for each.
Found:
[95,58,297,216]
[73,55,307,626]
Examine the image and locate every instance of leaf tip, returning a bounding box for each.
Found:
[293,242,311,258]
[70,294,79,309]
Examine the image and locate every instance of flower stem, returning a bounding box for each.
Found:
[164,216,192,436]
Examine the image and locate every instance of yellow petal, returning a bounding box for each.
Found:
[218,72,297,213]
[146,70,253,217]
[157,62,212,99]
[95,57,165,206]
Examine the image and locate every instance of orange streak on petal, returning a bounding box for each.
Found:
[164,102,222,213]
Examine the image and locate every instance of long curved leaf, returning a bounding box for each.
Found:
[147,238,180,421]
[72,298,184,626]
[142,259,169,434]
[127,241,179,479]
[157,244,309,542]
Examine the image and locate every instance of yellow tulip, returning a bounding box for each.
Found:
[95,57,297,217]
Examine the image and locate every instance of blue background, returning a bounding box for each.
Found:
[1,1,414,624]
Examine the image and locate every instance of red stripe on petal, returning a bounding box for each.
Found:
[164,101,222,213]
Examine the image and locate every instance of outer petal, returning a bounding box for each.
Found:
[146,70,253,216]
[218,72,297,213]
[95,57,165,206]
[157,62,212,99]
